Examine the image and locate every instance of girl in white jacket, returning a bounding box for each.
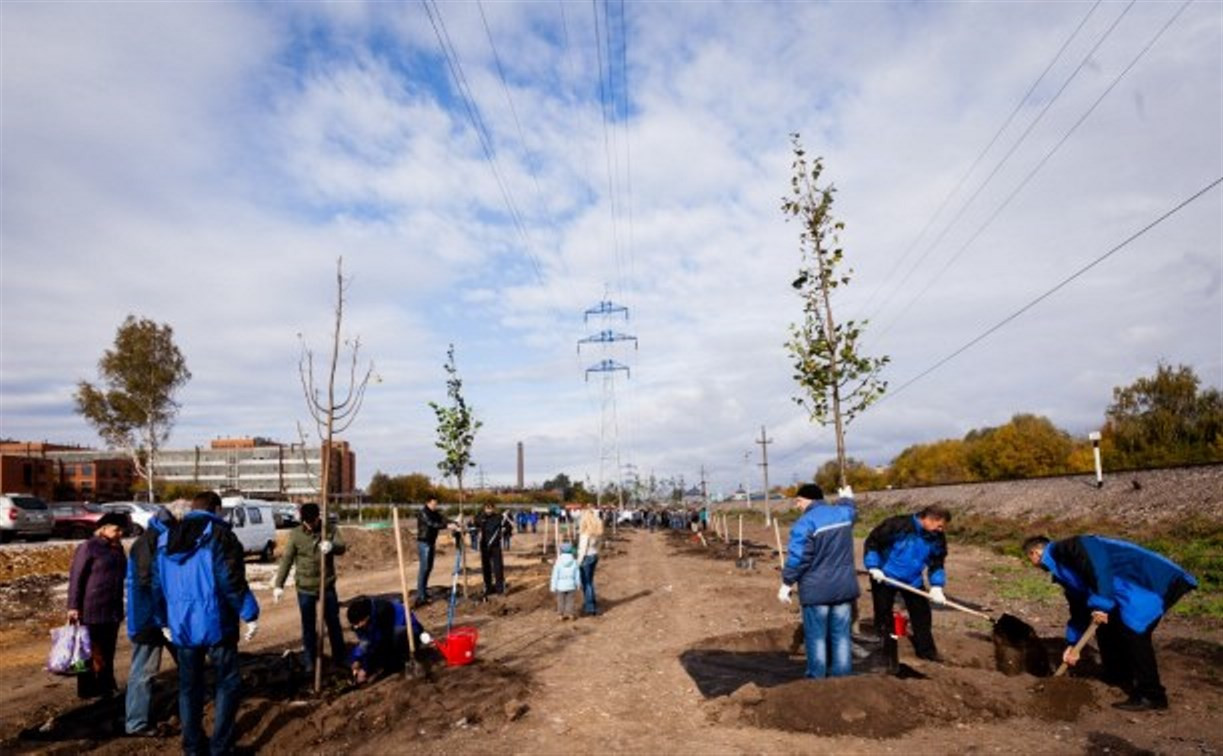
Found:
[550,542,580,620]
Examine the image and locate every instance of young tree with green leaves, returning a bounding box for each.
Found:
[782,134,889,488]
[75,315,191,502]
[429,344,481,515]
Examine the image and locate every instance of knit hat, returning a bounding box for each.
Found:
[560,542,574,553]
[795,483,824,502]
[96,512,129,530]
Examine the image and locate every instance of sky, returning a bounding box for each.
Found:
[2,1,1220,497]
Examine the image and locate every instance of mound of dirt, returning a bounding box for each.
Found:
[1029,677,1095,721]
[0,544,75,583]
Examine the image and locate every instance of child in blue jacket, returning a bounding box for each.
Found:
[551,543,580,620]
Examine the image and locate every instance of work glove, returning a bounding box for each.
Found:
[837,485,854,499]
[419,632,433,645]
[272,587,284,604]
[243,621,259,642]
[929,586,947,605]
[319,540,334,555]
[161,627,173,644]
[868,568,886,583]
[777,584,793,604]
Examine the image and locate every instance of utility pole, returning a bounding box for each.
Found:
[579,292,636,513]
[757,425,773,525]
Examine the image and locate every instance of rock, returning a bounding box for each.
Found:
[504,700,530,722]
[730,683,764,706]
[840,707,867,723]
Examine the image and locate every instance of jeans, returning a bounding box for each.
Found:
[416,541,435,600]
[178,641,239,756]
[802,602,853,678]
[297,587,346,670]
[579,555,599,614]
[124,641,163,733]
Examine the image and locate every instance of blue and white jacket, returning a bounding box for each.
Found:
[1041,535,1197,643]
[126,508,173,644]
[863,513,947,589]
[782,498,859,606]
[153,511,259,648]
[550,552,580,592]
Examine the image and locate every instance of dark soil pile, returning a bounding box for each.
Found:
[666,531,776,565]
[1028,677,1096,721]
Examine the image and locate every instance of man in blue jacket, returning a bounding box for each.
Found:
[154,491,259,755]
[778,483,859,678]
[863,505,951,662]
[1023,534,1197,711]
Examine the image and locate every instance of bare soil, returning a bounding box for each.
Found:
[0,520,1219,754]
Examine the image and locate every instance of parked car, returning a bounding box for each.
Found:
[100,501,158,535]
[220,498,278,562]
[0,494,54,543]
[51,502,119,540]
[272,503,299,530]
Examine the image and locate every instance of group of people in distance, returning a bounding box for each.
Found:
[779,483,1198,711]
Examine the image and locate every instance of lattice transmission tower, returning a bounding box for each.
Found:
[579,297,637,510]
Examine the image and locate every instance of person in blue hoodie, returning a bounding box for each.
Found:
[863,505,952,662]
[346,595,429,683]
[551,542,581,620]
[153,491,259,756]
[778,483,859,678]
[1023,534,1197,711]
[123,503,176,736]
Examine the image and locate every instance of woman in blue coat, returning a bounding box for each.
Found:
[1024,534,1197,711]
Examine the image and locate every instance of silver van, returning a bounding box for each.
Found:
[221,498,278,561]
[0,494,55,542]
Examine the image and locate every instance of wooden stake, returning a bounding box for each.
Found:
[737,514,743,560]
[554,517,562,557]
[541,512,550,556]
[391,507,417,662]
[772,518,785,572]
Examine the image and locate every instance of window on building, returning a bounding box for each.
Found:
[82,464,93,476]
[22,464,32,486]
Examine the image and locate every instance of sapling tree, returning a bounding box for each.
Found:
[782,134,888,488]
[299,256,374,692]
[429,344,481,597]
[75,315,191,502]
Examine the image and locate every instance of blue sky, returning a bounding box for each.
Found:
[2,1,1220,495]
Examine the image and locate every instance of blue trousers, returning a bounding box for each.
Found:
[579,555,599,614]
[177,641,239,756]
[802,602,854,678]
[416,541,435,600]
[297,587,346,670]
[124,641,163,734]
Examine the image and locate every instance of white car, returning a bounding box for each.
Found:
[0,494,54,542]
[221,498,278,562]
[100,501,158,534]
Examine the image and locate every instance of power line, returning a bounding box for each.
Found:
[420,0,544,284]
[592,0,625,297]
[872,0,1191,343]
[854,0,1103,321]
[881,174,1223,405]
[866,0,1136,332]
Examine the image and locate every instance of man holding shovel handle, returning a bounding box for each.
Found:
[1023,534,1197,712]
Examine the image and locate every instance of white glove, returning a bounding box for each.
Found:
[319,540,333,555]
[419,632,432,645]
[161,626,173,644]
[837,485,854,499]
[243,621,259,641]
[777,584,793,604]
[273,587,284,604]
[929,586,947,605]
[868,568,886,582]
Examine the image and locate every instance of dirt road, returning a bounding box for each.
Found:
[2,524,1220,754]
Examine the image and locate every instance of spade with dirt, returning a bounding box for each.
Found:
[866,572,1050,677]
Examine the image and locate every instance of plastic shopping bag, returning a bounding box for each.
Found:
[47,624,91,675]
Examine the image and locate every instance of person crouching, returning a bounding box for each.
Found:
[346,595,429,684]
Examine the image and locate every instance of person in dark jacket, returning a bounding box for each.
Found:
[67,511,128,699]
[124,505,176,735]
[272,502,347,673]
[779,484,859,678]
[863,505,951,662]
[346,595,429,683]
[474,503,507,597]
[153,491,259,756]
[414,498,455,607]
[1024,534,1197,711]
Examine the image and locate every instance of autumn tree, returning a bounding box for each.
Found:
[75,316,191,502]
[814,457,886,493]
[1103,362,1223,468]
[888,439,973,487]
[429,344,481,515]
[783,134,888,488]
[964,414,1074,480]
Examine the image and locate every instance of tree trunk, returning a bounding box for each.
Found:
[314,268,343,695]
[818,259,848,489]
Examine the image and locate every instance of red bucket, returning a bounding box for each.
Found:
[436,626,479,666]
[892,611,909,639]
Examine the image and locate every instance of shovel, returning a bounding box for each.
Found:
[1053,619,1101,677]
[391,507,418,674]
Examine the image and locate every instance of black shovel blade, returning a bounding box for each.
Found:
[992,613,1052,677]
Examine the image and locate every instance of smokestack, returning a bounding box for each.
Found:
[517,441,524,490]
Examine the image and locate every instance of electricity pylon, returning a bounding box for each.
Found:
[580,297,636,511]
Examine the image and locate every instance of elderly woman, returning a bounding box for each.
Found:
[576,505,605,616]
[67,511,128,699]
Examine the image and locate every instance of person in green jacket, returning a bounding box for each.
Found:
[273,503,347,673]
